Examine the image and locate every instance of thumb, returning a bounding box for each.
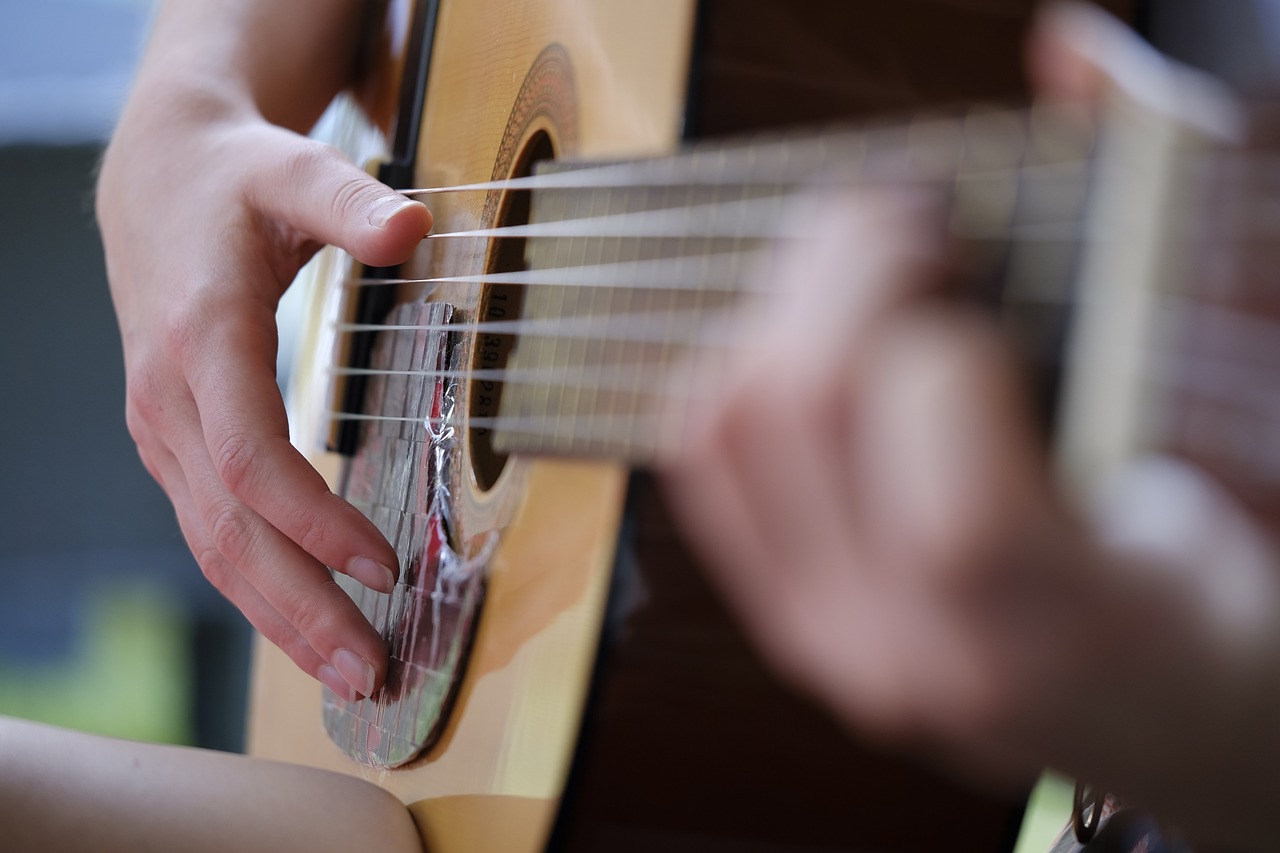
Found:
[247,135,433,268]
[1026,2,1242,136]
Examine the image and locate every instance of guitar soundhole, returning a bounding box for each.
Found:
[471,129,556,492]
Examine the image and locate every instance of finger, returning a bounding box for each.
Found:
[1025,2,1121,103]
[858,310,1048,581]
[193,479,390,699]
[162,395,389,698]
[180,295,400,595]
[662,416,788,633]
[763,188,947,364]
[244,132,432,268]
[707,374,859,581]
[1026,2,1242,136]
[713,189,948,567]
[141,439,347,686]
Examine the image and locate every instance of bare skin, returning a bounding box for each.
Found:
[0,716,422,853]
[97,0,433,701]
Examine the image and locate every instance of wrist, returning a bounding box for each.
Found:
[131,0,365,134]
[124,66,261,133]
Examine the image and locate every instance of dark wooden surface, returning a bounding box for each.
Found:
[686,0,1134,140]
[553,475,1025,852]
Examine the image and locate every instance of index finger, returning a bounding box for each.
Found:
[185,299,400,592]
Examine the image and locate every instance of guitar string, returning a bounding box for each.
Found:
[322,341,1280,455]
[328,280,1082,345]
[335,312,731,344]
[333,351,1280,431]
[417,217,1087,242]
[317,295,1280,416]
[319,349,1280,411]
[397,156,1094,196]
[344,226,1091,289]
[373,156,1280,262]
[319,130,1278,446]
[385,151,1280,210]
[343,252,771,291]
[387,164,1093,246]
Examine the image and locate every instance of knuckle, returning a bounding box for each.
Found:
[192,540,232,590]
[207,500,257,566]
[276,631,324,675]
[330,173,377,225]
[124,362,169,436]
[286,582,342,643]
[161,307,207,361]
[246,609,323,673]
[124,391,155,444]
[286,503,333,559]
[134,446,163,485]
[278,140,342,191]
[212,429,262,497]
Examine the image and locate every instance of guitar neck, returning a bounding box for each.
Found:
[480,87,1275,522]
[485,105,1096,463]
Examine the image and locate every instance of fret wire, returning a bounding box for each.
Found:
[514,164,565,452]
[575,171,606,452]
[548,173,578,453]
[645,170,675,445]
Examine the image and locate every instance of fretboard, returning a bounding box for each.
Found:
[488,105,1097,462]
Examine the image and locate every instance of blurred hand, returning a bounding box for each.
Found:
[666,189,1101,777]
[96,3,432,701]
[665,5,1280,847]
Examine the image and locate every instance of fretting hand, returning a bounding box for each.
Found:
[665,6,1280,849]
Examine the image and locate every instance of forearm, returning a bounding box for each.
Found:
[131,0,372,132]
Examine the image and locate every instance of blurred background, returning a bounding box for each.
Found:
[0,0,250,753]
[1,0,1279,846]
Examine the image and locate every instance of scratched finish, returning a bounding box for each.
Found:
[322,301,496,768]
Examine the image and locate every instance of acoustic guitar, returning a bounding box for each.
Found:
[237,1,1239,851]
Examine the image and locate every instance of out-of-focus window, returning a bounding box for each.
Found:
[0,0,154,144]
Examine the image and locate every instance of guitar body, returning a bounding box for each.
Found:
[249,1,1130,850]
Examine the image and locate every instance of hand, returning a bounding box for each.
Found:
[665,5,1280,847]
[97,10,432,702]
[666,180,1280,841]
[665,189,1101,776]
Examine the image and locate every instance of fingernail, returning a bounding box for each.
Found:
[318,664,358,702]
[332,649,376,699]
[346,556,396,593]
[367,196,416,228]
